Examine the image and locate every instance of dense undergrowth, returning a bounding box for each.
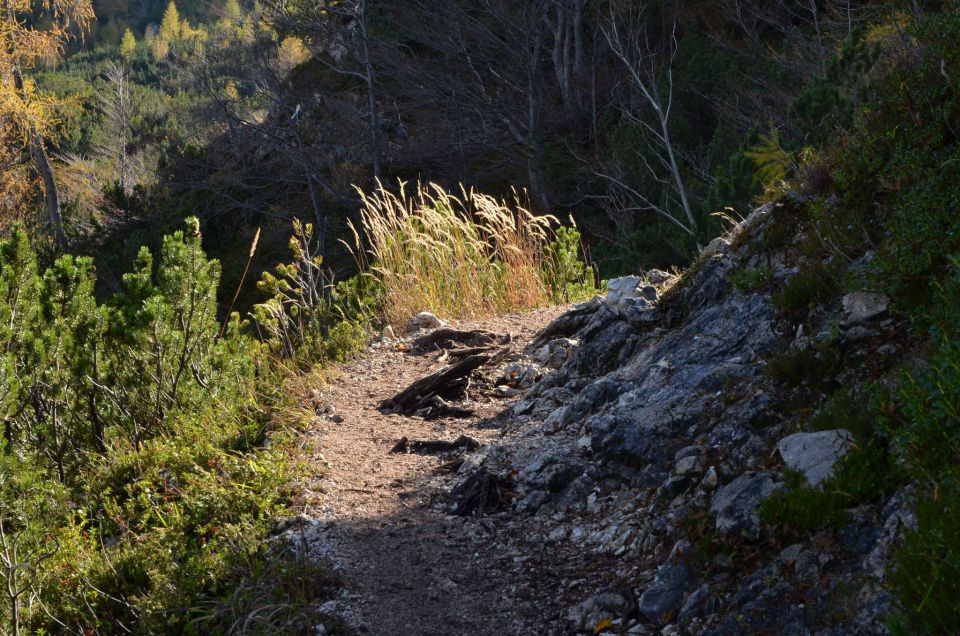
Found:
[743,11,960,633]
[0,219,346,634]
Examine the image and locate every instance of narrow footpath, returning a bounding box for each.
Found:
[295,306,610,635]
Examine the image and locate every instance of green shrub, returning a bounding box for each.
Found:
[0,221,338,634]
[542,225,597,303]
[731,266,773,295]
[883,266,960,633]
[888,475,960,636]
[773,262,842,313]
[254,219,369,366]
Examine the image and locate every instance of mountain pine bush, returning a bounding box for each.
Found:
[0,219,335,633]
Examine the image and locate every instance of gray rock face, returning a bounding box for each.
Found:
[842,292,890,324]
[443,197,908,635]
[709,472,782,539]
[567,592,631,632]
[638,562,693,625]
[644,269,674,285]
[585,291,777,466]
[533,338,579,369]
[678,584,715,621]
[777,429,854,486]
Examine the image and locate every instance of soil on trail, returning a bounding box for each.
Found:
[298,306,599,635]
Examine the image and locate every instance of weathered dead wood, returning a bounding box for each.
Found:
[446,345,498,359]
[529,297,601,350]
[389,434,481,455]
[380,352,492,415]
[413,328,506,350]
[449,469,514,517]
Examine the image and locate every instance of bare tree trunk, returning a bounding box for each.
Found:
[526,27,549,210]
[358,0,381,179]
[100,63,135,194]
[10,62,66,249]
[29,134,66,249]
[659,100,696,234]
[602,15,698,239]
[809,0,826,76]
[572,0,586,111]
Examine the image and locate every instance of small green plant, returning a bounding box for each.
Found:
[766,344,842,391]
[254,219,368,365]
[542,224,597,303]
[731,266,773,295]
[745,126,795,195]
[760,469,851,535]
[773,262,842,313]
[761,440,898,537]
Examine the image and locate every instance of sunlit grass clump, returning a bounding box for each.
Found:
[349,181,594,328]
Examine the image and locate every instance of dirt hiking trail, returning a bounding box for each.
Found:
[296,306,615,635]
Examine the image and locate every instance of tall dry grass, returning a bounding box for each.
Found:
[347,181,561,328]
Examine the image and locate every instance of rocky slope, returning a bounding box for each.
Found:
[444,201,911,634]
[290,200,914,635]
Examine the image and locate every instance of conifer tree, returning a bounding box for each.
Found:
[120,27,137,61]
[159,0,182,41]
[0,0,94,248]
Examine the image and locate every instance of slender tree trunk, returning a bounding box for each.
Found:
[29,129,67,250]
[358,0,381,179]
[809,0,826,76]
[527,32,549,210]
[660,117,696,235]
[572,0,586,112]
[10,63,66,249]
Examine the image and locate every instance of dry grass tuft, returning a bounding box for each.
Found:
[347,181,563,329]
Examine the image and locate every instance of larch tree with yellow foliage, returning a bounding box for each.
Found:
[159,0,181,41]
[120,27,137,61]
[0,0,93,248]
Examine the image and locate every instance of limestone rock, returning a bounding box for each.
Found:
[841,292,890,325]
[709,472,782,540]
[604,276,641,306]
[777,429,854,486]
[567,592,631,632]
[638,562,693,625]
[644,269,673,285]
[408,311,444,330]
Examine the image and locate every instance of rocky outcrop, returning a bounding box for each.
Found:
[447,202,912,634]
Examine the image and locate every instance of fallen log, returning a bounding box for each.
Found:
[389,434,481,455]
[529,297,601,350]
[413,328,506,351]
[379,352,492,416]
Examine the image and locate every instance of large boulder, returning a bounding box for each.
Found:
[777,429,854,486]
